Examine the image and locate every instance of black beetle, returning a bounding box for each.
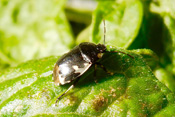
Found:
[53,20,133,106]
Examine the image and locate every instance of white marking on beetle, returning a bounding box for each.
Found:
[72,65,79,71]
[84,63,89,66]
[74,62,91,76]
[59,64,70,75]
[82,53,91,62]
[56,62,92,85]
[59,76,66,85]
[59,64,70,85]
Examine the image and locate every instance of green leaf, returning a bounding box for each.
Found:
[131,49,159,70]
[76,26,91,45]
[154,68,175,93]
[91,0,143,48]
[0,47,174,116]
[0,0,74,68]
[150,0,175,74]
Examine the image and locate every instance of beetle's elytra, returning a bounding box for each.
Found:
[53,42,106,86]
[53,20,133,106]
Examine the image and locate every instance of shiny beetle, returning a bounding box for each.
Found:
[53,42,106,86]
[53,20,133,106]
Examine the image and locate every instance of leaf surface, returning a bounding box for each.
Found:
[0,47,174,116]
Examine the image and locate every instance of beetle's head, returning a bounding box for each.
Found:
[96,44,106,53]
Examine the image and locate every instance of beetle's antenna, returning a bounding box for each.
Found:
[103,19,106,45]
[106,51,134,59]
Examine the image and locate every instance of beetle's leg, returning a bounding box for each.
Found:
[94,64,98,84]
[96,62,114,75]
[55,77,80,106]
[107,51,134,59]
